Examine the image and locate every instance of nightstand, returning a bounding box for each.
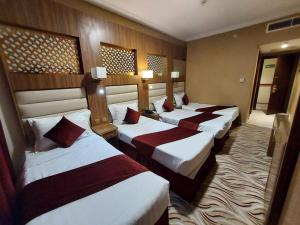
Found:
[142,110,160,120]
[92,123,118,141]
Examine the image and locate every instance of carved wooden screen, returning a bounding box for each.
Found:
[101,43,137,75]
[147,54,167,76]
[173,59,186,76]
[0,24,82,74]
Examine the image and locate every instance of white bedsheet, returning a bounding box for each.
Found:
[160,109,232,139]
[24,134,169,225]
[182,103,239,122]
[116,116,214,179]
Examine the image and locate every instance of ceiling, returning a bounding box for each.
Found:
[85,0,300,41]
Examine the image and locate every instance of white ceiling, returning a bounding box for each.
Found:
[86,0,300,41]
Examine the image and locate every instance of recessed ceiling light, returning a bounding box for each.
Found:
[201,0,208,5]
[281,43,289,49]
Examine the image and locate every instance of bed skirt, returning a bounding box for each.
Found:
[118,140,216,201]
[155,208,169,225]
[212,131,229,153]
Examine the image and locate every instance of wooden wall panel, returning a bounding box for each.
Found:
[0,0,186,127]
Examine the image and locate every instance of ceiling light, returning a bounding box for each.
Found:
[281,43,289,49]
[201,0,208,5]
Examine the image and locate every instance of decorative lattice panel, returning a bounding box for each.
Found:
[101,44,136,75]
[0,24,81,74]
[173,59,186,76]
[147,54,167,76]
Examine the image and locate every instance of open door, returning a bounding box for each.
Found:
[267,55,296,115]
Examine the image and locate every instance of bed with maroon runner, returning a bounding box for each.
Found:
[116,116,215,201]
[19,155,147,225]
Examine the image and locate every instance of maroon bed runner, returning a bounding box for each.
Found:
[132,127,200,158]
[196,105,235,113]
[19,155,147,225]
[178,113,221,131]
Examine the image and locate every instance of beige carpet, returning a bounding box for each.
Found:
[169,124,272,225]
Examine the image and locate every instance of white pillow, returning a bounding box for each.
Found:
[153,96,167,114]
[29,109,92,152]
[113,102,138,125]
[174,92,185,107]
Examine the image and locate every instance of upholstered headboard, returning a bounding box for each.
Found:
[15,88,88,120]
[148,83,167,109]
[105,85,138,106]
[173,81,185,94]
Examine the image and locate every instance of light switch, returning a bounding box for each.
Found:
[239,77,245,83]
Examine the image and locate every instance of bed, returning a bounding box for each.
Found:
[11,88,170,225]
[173,82,240,126]
[106,85,215,201]
[149,83,232,150]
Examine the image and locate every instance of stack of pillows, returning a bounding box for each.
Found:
[109,102,141,125]
[174,92,189,107]
[28,109,92,152]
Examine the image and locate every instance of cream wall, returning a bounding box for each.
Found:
[186,14,300,122]
[287,58,300,122]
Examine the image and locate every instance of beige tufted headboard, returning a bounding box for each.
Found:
[15,88,88,120]
[173,81,185,94]
[148,83,167,109]
[105,85,138,106]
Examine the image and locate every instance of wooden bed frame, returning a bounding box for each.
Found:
[119,140,216,201]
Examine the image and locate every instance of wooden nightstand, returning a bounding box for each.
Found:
[92,123,118,140]
[142,110,160,120]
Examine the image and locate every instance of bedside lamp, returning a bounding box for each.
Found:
[91,67,107,80]
[142,70,153,83]
[171,71,179,80]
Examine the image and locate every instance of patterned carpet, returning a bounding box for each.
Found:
[169,124,272,225]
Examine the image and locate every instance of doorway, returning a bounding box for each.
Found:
[249,52,299,128]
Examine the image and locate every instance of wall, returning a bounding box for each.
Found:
[256,58,277,111]
[186,14,300,122]
[0,0,186,171]
[287,58,300,121]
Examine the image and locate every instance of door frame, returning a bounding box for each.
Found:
[249,50,299,115]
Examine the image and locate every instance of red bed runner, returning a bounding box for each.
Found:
[132,127,200,158]
[178,113,221,131]
[19,155,147,225]
[196,105,235,113]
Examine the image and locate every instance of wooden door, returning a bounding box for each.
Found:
[267,55,296,115]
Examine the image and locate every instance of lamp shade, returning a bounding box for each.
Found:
[171,71,179,79]
[142,70,153,79]
[91,67,107,79]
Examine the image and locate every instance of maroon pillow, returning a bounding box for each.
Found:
[44,116,85,148]
[124,107,141,124]
[182,94,189,105]
[163,99,174,112]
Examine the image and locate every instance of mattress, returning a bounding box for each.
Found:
[182,103,239,122]
[116,116,214,179]
[23,134,169,225]
[160,109,232,139]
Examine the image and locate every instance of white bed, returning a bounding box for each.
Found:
[14,87,169,225]
[24,133,170,225]
[116,116,214,179]
[182,103,239,122]
[160,109,232,139]
[173,81,239,122]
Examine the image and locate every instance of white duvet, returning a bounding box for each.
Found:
[160,109,232,139]
[116,116,214,179]
[182,103,239,122]
[24,134,169,225]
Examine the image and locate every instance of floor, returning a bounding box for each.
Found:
[247,110,275,129]
[169,124,272,225]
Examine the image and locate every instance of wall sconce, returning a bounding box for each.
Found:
[91,67,107,81]
[171,71,179,81]
[142,70,153,83]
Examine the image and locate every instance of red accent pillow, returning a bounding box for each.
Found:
[124,107,141,124]
[163,99,174,112]
[44,116,85,148]
[182,94,189,105]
